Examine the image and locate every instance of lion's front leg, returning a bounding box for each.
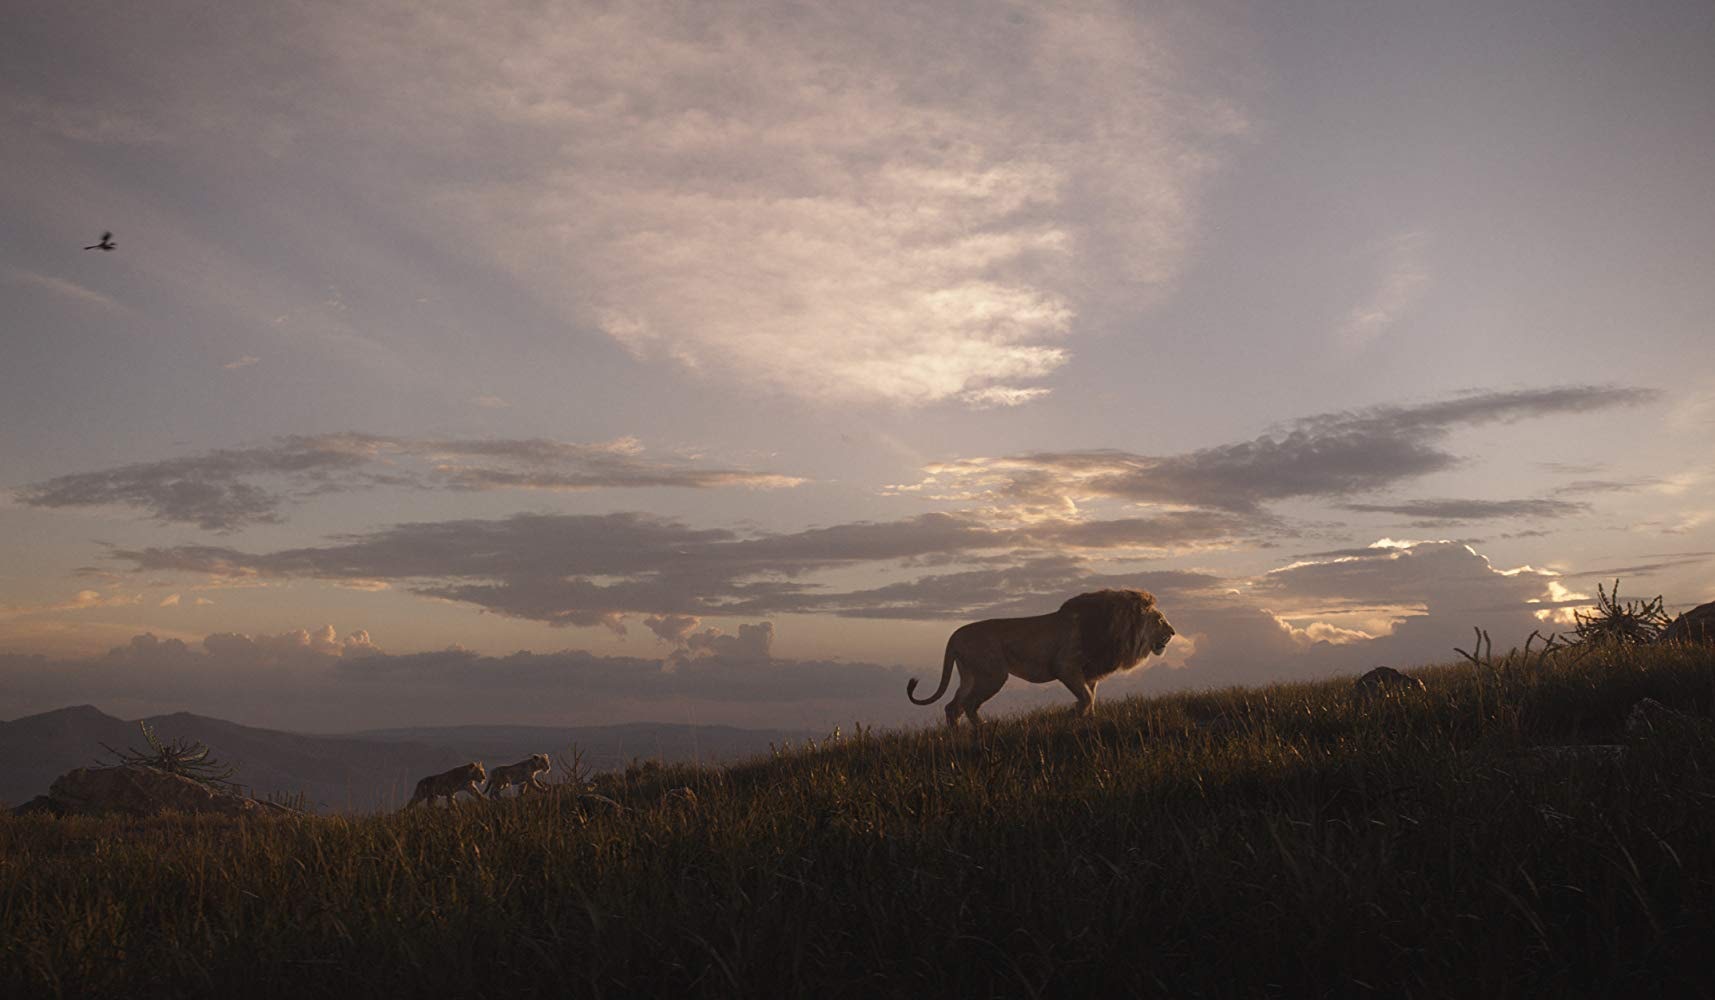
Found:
[1058,674,1094,716]
[1054,649,1095,716]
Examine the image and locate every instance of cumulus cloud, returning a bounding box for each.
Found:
[15,433,803,530]
[1106,538,1585,693]
[644,614,702,644]
[1252,539,1559,614]
[672,621,775,667]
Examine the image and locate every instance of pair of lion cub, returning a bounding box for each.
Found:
[403,753,551,809]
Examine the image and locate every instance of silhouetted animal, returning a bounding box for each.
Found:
[84,232,116,251]
[403,762,486,808]
[484,754,551,798]
[910,589,1175,727]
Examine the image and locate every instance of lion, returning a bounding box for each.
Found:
[403,761,487,809]
[484,753,551,798]
[908,589,1175,727]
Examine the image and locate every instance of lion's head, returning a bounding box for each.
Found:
[1059,588,1175,681]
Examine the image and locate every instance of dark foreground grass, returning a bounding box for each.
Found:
[4,645,1714,999]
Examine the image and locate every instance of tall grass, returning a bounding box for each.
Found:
[3,643,1712,998]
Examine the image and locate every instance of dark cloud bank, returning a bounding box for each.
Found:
[907,384,1654,515]
[15,434,800,531]
[5,387,1654,729]
[87,386,1652,632]
[4,538,1585,731]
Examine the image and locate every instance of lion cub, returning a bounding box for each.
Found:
[485,753,552,798]
[404,761,487,808]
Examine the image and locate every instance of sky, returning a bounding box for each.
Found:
[3,0,1712,733]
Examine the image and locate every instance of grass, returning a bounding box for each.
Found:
[3,642,1713,998]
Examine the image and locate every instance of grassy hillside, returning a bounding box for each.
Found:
[3,642,1713,998]
[0,708,813,812]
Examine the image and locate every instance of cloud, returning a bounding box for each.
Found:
[0,626,918,730]
[0,588,142,619]
[1570,551,1715,580]
[16,433,804,530]
[108,508,1244,627]
[4,267,124,312]
[1551,477,1660,496]
[6,94,169,144]
[1339,231,1430,345]
[1109,538,1582,693]
[1341,498,1589,522]
[1252,539,1558,615]
[895,385,1657,515]
[10,2,1252,407]
[221,355,260,370]
[6,533,1610,729]
[674,621,774,664]
[299,1,1248,407]
[644,614,702,644]
[92,382,1648,625]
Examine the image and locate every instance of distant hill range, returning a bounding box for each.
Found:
[0,705,812,814]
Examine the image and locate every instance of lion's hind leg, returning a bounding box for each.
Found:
[960,668,1008,728]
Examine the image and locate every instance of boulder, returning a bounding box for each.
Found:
[1352,666,1426,703]
[1659,601,1715,646]
[1502,744,1627,779]
[1624,697,1713,739]
[16,765,281,818]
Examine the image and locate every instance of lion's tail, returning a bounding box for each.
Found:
[908,638,958,705]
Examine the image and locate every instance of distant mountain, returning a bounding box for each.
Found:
[1,706,813,814]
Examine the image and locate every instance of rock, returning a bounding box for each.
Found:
[1352,666,1426,703]
[1503,744,1627,779]
[11,795,65,817]
[29,765,273,818]
[1624,697,1713,739]
[1659,601,1715,646]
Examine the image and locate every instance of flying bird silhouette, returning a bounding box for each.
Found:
[83,231,116,251]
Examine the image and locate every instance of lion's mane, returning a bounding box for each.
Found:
[1060,588,1161,682]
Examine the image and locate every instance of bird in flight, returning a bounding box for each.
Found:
[84,231,116,251]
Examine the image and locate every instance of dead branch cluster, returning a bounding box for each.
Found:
[1570,579,1673,646]
[1455,578,1687,669]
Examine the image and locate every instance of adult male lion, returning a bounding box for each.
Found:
[908,589,1174,727]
